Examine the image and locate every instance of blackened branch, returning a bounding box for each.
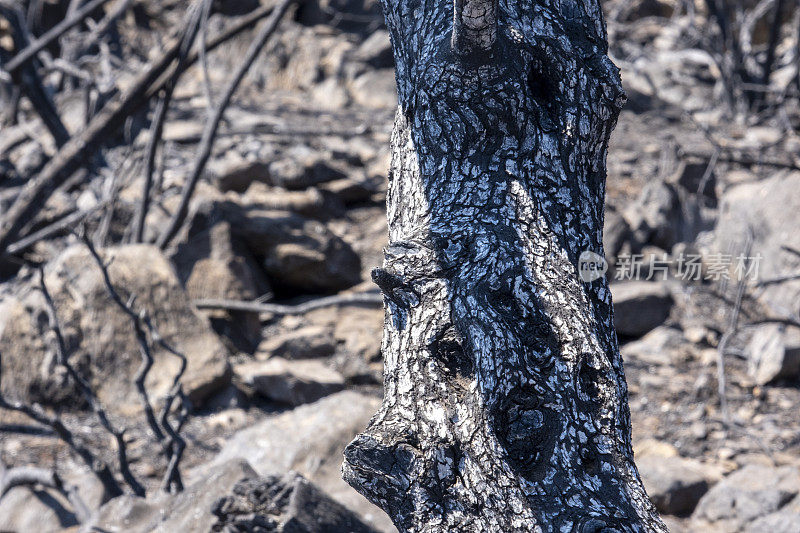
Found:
[38,268,145,497]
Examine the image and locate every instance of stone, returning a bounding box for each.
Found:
[624,181,681,250]
[0,245,231,411]
[334,306,383,363]
[746,324,800,385]
[256,324,337,360]
[212,0,260,16]
[0,485,78,532]
[250,219,362,294]
[667,157,716,201]
[624,180,711,252]
[296,0,383,32]
[209,157,270,193]
[332,306,384,382]
[634,439,679,459]
[267,151,348,190]
[603,206,631,265]
[744,496,800,533]
[311,77,352,110]
[318,173,382,205]
[82,460,257,532]
[241,181,342,220]
[212,391,393,532]
[622,0,676,21]
[692,464,800,528]
[612,281,674,337]
[210,471,379,532]
[236,357,345,406]
[171,221,271,354]
[621,326,690,366]
[354,30,393,69]
[713,172,800,316]
[185,199,362,294]
[350,70,398,109]
[638,455,719,516]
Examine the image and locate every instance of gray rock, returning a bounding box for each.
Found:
[212,0,260,15]
[713,172,800,317]
[612,281,674,337]
[354,30,393,69]
[350,70,398,109]
[622,0,675,21]
[236,357,345,406]
[332,306,384,382]
[621,326,690,366]
[746,324,800,385]
[172,221,271,354]
[212,391,393,532]
[242,181,343,220]
[624,181,681,250]
[318,173,382,205]
[744,496,800,533]
[0,485,78,532]
[82,459,256,532]
[624,180,712,252]
[256,325,337,360]
[692,464,800,528]
[667,157,716,201]
[638,455,715,516]
[210,158,271,193]
[211,471,378,532]
[0,245,231,411]
[603,206,631,265]
[312,78,352,110]
[296,0,383,32]
[186,199,362,293]
[267,153,348,191]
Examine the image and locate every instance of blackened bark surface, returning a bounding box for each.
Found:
[342,0,667,531]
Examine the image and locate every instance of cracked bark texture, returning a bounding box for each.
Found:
[342,0,667,531]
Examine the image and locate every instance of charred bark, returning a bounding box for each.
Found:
[342,0,666,531]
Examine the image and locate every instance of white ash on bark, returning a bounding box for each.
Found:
[342,0,667,531]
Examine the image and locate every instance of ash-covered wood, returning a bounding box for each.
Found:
[342,0,667,530]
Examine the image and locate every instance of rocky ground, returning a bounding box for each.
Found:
[1,0,800,531]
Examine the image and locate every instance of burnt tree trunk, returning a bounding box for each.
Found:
[342,0,667,531]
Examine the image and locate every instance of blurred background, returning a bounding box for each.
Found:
[0,0,799,531]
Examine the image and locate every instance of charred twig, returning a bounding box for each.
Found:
[682,149,800,171]
[156,0,296,249]
[38,268,145,497]
[159,387,187,493]
[143,313,190,493]
[83,232,191,493]
[1,0,113,76]
[5,199,109,256]
[716,233,753,426]
[0,3,281,253]
[761,0,786,88]
[199,0,215,113]
[144,2,280,103]
[133,2,205,243]
[1,465,54,497]
[0,34,185,252]
[82,0,133,52]
[0,3,71,147]
[80,234,165,444]
[0,465,90,522]
[193,292,384,315]
[0,396,123,501]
